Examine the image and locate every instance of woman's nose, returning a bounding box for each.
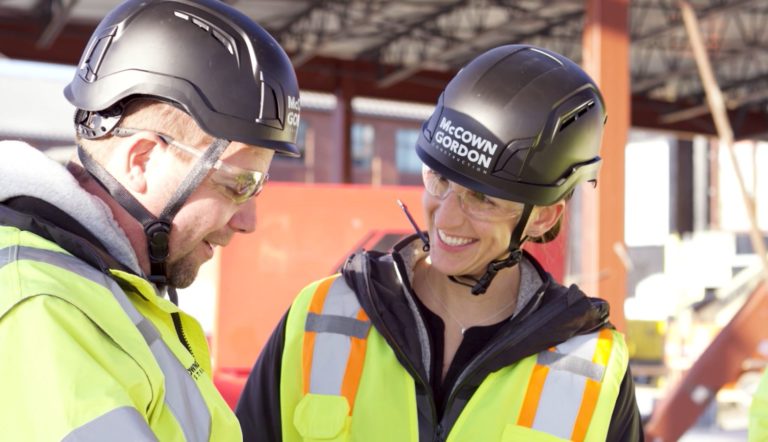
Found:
[433,189,464,227]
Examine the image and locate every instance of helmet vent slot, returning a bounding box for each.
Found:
[558,100,595,133]
[78,27,116,82]
[173,10,236,57]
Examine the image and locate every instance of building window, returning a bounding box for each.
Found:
[278,119,309,161]
[395,128,422,174]
[351,123,375,168]
[296,119,309,155]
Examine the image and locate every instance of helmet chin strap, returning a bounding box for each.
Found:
[76,116,230,305]
[448,204,534,296]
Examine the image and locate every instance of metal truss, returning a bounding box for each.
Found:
[270,0,768,128]
[272,0,584,85]
[631,0,768,122]
[273,0,421,67]
[5,0,768,133]
[369,1,584,87]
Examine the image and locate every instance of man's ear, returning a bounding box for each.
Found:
[119,135,163,194]
[524,201,566,238]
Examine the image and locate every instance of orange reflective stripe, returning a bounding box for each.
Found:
[302,277,336,394]
[301,332,315,396]
[517,363,549,427]
[340,308,370,413]
[571,378,601,441]
[570,329,614,441]
[309,277,335,314]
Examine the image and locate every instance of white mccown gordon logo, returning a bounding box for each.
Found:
[286,95,300,128]
[433,117,498,171]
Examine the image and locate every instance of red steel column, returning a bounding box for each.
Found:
[581,0,629,330]
[332,73,354,183]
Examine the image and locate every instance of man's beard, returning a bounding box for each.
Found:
[167,254,201,288]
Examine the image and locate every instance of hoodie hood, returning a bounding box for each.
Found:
[0,141,141,274]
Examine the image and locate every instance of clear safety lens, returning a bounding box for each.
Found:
[421,165,523,220]
[209,169,268,204]
[113,126,270,205]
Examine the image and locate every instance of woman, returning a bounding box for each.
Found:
[237,45,643,441]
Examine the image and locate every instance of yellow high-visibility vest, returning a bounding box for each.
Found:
[0,223,241,441]
[750,368,768,441]
[280,275,628,442]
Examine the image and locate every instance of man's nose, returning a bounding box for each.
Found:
[229,200,257,234]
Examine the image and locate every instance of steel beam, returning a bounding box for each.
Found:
[0,15,91,64]
[580,0,630,331]
[35,0,78,49]
[644,281,768,440]
[332,73,354,183]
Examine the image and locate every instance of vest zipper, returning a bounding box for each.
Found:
[356,253,440,439]
[171,311,195,359]
[439,288,571,432]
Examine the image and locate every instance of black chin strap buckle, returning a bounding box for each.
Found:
[470,249,524,296]
[145,220,171,263]
[145,220,171,287]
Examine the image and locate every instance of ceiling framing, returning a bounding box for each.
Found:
[1,0,767,140]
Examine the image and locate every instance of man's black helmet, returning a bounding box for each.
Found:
[65,0,300,155]
[65,0,301,304]
[416,45,606,206]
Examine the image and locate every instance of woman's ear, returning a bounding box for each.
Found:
[524,201,566,238]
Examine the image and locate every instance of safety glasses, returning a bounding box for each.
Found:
[114,127,268,204]
[421,165,523,221]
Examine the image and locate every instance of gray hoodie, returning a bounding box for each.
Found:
[0,140,141,274]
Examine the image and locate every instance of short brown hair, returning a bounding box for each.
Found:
[76,99,212,162]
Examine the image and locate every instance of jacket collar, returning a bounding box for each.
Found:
[342,234,611,384]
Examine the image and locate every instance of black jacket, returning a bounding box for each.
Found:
[237,236,644,441]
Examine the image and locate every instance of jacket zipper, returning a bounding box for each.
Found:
[439,289,571,432]
[171,311,195,359]
[356,253,441,440]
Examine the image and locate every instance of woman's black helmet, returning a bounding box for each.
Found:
[416,45,607,295]
[416,45,606,206]
[65,0,300,155]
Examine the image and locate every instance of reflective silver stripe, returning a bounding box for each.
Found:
[103,280,212,442]
[2,245,212,441]
[145,335,211,442]
[136,318,161,344]
[306,312,371,339]
[536,351,604,381]
[62,406,158,441]
[0,245,114,290]
[307,277,371,396]
[554,331,601,361]
[0,244,18,269]
[532,367,586,439]
[530,331,605,439]
[321,277,365,317]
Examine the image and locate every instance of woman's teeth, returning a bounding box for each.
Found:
[438,229,473,246]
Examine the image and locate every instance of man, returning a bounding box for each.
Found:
[0,0,300,440]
